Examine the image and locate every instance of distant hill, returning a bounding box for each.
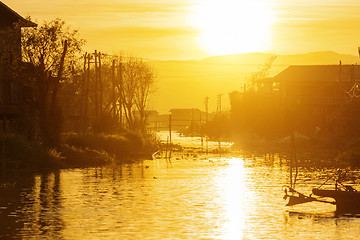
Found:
[150,51,359,113]
[200,51,359,65]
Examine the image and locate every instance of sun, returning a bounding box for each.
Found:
[191,0,275,56]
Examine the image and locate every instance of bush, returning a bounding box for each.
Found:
[0,134,62,169]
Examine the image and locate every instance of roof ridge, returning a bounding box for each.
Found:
[0,1,37,28]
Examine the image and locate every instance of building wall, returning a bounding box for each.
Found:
[0,27,22,64]
[0,27,22,116]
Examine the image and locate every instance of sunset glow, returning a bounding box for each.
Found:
[191,0,275,55]
[4,0,360,239]
[5,0,360,59]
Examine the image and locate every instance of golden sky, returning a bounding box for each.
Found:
[5,0,360,60]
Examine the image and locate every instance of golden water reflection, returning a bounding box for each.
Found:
[2,156,360,239]
[222,158,246,239]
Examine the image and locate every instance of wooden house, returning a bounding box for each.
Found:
[270,64,360,135]
[0,1,36,118]
[169,108,205,131]
[272,64,359,105]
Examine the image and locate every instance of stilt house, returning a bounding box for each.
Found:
[272,64,359,105]
[271,64,360,135]
[0,1,36,118]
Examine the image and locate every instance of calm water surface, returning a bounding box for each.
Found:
[1,154,360,239]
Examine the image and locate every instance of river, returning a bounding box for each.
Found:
[1,134,360,239]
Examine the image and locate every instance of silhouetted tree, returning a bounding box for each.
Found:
[117,57,155,132]
[134,61,155,132]
[21,18,85,147]
[248,55,277,91]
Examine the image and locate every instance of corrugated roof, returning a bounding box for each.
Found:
[0,1,37,28]
[272,65,360,83]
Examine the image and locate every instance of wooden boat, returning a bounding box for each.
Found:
[312,187,360,214]
[284,175,360,214]
[283,131,360,214]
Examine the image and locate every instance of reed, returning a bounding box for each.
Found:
[63,132,156,158]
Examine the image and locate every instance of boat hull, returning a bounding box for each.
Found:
[312,189,360,214]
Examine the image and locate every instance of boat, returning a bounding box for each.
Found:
[283,132,360,214]
[312,182,360,214]
[284,168,360,214]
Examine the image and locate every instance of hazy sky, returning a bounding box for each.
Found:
[5,0,360,60]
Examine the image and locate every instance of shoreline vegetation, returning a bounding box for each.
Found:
[1,129,360,172]
[1,16,159,172]
[1,12,359,172]
[0,132,158,171]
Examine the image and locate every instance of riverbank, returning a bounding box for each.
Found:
[0,132,158,171]
[231,135,360,169]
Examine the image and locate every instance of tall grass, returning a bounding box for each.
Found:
[0,134,63,169]
[63,132,157,159]
[0,132,158,170]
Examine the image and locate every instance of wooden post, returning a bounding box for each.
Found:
[82,53,87,133]
[191,108,194,137]
[217,94,222,150]
[200,112,203,149]
[84,53,91,132]
[1,115,6,171]
[169,113,172,143]
[205,96,209,154]
[98,52,103,118]
[94,50,99,119]
[111,59,116,117]
[291,130,298,188]
[217,94,222,115]
[118,61,123,125]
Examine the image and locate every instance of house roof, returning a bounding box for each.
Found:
[272,65,360,83]
[0,1,37,28]
[170,108,201,113]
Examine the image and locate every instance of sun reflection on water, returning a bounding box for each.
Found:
[220,158,247,239]
[6,154,360,239]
